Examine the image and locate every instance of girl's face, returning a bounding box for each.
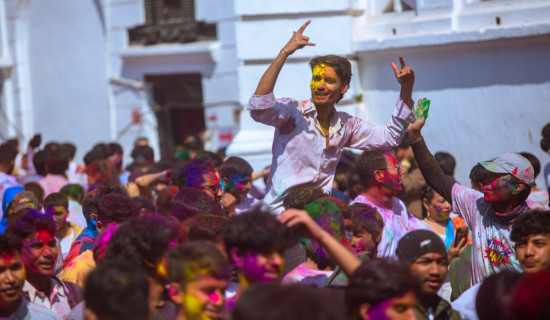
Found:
[424,191,452,222]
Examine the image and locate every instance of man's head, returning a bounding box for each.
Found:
[309,55,351,107]
[357,150,402,196]
[348,203,384,256]
[59,142,76,162]
[105,142,124,171]
[81,186,126,230]
[346,258,420,320]
[282,186,327,210]
[6,210,57,277]
[475,270,524,320]
[479,153,533,205]
[220,157,253,200]
[171,187,217,241]
[0,143,17,174]
[44,193,69,232]
[511,209,550,273]
[469,163,487,192]
[45,149,69,175]
[224,207,296,285]
[0,234,25,311]
[85,259,149,320]
[5,190,39,219]
[396,230,448,296]
[94,193,139,233]
[177,159,221,201]
[166,241,229,320]
[434,152,456,177]
[188,215,228,248]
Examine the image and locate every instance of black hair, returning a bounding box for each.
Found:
[85,258,149,320]
[469,163,487,189]
[176,158,215,189]
[81,186,125,223]
[155,187,178,217]
[420,184,436,218]
[540,123,550,153]
[6,209,56,240]
[233,283,345,320]
[43,142,59,153]
[132,196,155,214]
[0,234,22,255]
[24,182,44,204]
[511,210,550,243]
[476,269,524,320]
[224,206,297,258]
[194,150,223,169]
[434,151,456,177]
[309,55,352,103]
[104,215,179,269]
[83,149,105,166]
[45,149,69,175]
[105,142,123,157]
[346,258,421,320]
[356,150,389,188]
[506,269,550,320]
[171,187,215,221]
[97,193,139,225]
[130,145,154,162]
[32,150,48,176]
[220,156,253,180]
[282,185,327,210]
[44,192,69,210]
[60,142,76,160]
[0,143,18,166]
[519,152,541,179]
[59,184,85,203]
[166,241,229,284]
[348,203,384,239]
[188,214,228,242]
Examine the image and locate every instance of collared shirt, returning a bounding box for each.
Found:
[38,174,69,198]
[22,278,72,319]
[248,93,415,213]
[350,195,429,257]
[0,298,60,320]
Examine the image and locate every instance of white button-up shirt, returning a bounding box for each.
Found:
[22,279,71,320]
[247,93,415,213]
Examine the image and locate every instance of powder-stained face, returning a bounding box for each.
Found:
[378,153,402,196]
[224,174,252,200]
[195,171,222,201]
[364,290,417,320]
[45,205,68,231]
[21,230,58,276]
[237,251,284,284]
[0,251,26,307]
[515,234,550,274]
[425,192,452,222]
[181,274,228,320]
[310,64,348,109]
[482,175,519,203]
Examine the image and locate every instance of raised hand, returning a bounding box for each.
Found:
[281,20,316,57]
[448,237,467,261]
[390,56,415,108]
[406,98,430,143]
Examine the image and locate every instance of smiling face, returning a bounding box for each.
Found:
[423,191,452,223]
[0,251,25,309]
[232,250,284,285]
[181,274,227,320]
[515,234,550,274]
[21,230,58,276]
[410,253,448,295]
[310,64,348,110]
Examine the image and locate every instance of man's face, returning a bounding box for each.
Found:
[196,171,222,202]
[21,230,58,276]
[364,290,417,320]
[0,251,26,308]
[410,253,448,295]
[180,274,227,320]
[482,175,519,203]
[351,229,377,255]
[378,153,402,196]
[310,64,348,109]
[46,206,68,231]
[515,234,550,273]
[234,250,284,284]
[224,174,252,200]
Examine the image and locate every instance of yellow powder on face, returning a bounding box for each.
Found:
[310,64,329,92]
[184,292,208,320]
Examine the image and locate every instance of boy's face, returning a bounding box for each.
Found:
[46,205,68,231]
[223,174,252,200]
[351,229,378,255]
[310,64,348,109]
[232,250,284,284]
[180,274,227,320]
[21,230,58,276]
[515,233,550,273]
[0,251,26,308]
[410,253,448,296]
[362,290,417,320]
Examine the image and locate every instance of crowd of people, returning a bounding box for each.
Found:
[0,20,549,320]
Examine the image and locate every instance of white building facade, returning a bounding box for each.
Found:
[0,0,548,186]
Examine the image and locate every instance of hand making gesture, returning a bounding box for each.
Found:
[281,20,316,57]
[391,56,415,108]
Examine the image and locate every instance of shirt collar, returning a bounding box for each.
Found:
[23,277,66,303]
[302,100,345,134]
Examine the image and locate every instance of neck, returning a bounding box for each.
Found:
[55,223,70,239]
[362,187,393,209]
[425,215,448,227]
[492,199,522,213]
[0,299,20,317]
[315,104,334,124]
[26,272,52,293]
[419,293,439,310]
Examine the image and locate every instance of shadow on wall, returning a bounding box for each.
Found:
[358,35,550,91]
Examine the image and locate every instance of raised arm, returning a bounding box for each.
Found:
[390,56,415,110]
[278,209,361,277]
[254,20,315,95]
[407,99,455,203]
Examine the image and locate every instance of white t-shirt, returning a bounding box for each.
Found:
[282,263,334,288]
[57,228,75,260]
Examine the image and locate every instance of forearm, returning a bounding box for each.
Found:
[254,50,289,95]
[135,171,165,187]
[316,230,361,276]
[410,137,454,203]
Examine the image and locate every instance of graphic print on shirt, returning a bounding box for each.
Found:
[483,235,514,266]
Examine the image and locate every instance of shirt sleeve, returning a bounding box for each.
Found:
[451,183,483,230]
[247,92,296,129]
[346,98,416,150]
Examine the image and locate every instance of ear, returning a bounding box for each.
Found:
[166,282,184,306]
[374,170,384,183]
[358,302,371,320]
[340,83,349,95]
[230,248,244,268]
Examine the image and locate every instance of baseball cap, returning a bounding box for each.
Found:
[479,152,535,186]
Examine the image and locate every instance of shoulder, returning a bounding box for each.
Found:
[23,299,61,320]
[452,183,483,201]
